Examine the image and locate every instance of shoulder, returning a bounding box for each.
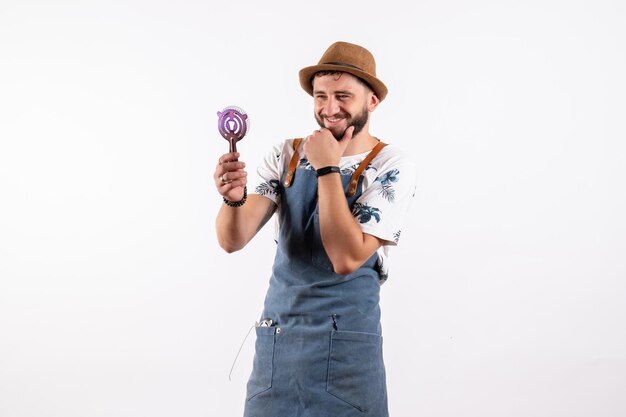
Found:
[377,143,413,164]
[262,138,300,160]
[359,143,416,193]
[274,138,305,155]
[370,143,416,174]
[258,138,308,172]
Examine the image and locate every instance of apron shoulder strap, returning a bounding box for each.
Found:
[283,138,302,188]
[347,141,388,197]
[283,138,387,194]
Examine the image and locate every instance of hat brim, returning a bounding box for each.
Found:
[299,64,388,102]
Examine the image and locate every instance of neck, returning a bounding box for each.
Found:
[343,130,379,156]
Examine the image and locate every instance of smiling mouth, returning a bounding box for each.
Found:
[324,116,346,124]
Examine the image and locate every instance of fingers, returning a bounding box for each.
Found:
[303,128,345,169]
[335,126,354,153]
[218,160,246,175]
[340,125,355,142]
[311,128,331,139]
[217,152,240,165]
[215,152,248,199]
[217,169,247,186]
[215,152,246,178]
[217,176,247,203]
[218,175,248,191]
[304,128,332,148]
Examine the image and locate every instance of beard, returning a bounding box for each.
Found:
[315,105,369,140]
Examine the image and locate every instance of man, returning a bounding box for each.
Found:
[214,41,415,417]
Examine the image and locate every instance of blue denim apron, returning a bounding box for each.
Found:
[243,144,389,417]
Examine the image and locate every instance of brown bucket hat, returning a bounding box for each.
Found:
[299,41,388,101]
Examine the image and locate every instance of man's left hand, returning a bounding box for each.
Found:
[303,126,354,170]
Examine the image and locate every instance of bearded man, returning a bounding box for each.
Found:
[214,41,416,417]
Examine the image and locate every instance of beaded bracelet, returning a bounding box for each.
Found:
[223,186,247,207]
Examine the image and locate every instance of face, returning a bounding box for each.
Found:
[312,72,378,140]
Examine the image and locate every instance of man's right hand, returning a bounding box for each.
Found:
[214,151,277,253]
[214,152,248,202]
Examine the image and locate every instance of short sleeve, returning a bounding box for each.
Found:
[352,148,417,246]
[248,142,284,204]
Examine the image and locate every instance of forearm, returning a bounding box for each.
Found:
[317,174,379,274]
[216,195,276,253]
[216,205,252,253]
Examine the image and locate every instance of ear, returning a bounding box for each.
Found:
[367,92,380,112]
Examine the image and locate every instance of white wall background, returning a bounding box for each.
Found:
[1,0,624,416]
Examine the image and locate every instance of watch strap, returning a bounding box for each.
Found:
[316,166,341,177]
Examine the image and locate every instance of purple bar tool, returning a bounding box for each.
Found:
[217,106,249,153]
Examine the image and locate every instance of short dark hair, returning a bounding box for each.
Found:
[312,71,374,95]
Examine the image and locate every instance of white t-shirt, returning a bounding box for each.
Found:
[249,139,416,282]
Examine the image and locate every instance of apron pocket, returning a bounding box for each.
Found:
[326,330,385,412]
[246,326,276,400]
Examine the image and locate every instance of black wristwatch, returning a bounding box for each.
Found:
[316,166,340,177]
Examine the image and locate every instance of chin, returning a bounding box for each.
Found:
[328,127,345,140]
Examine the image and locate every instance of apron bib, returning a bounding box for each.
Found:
[244,141,389,417]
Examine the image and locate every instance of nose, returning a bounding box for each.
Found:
[322,96,340,117]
